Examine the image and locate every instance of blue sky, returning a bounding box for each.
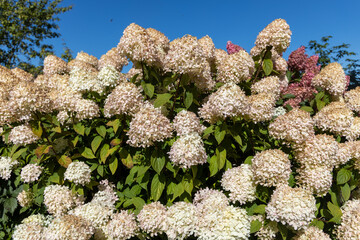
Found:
[49,0,360,69]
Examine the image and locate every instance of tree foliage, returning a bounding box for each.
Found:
[0,0,72,74]
[308,36,360,87]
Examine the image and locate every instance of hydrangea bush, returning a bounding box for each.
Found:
[0,19,360,239]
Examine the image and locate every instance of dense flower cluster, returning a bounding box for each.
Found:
[251,149,291,187]
[126,102,173,147]
[251,19,292,56]
[168,132,207,168]
[199,82,248,123]
[137,201,167,237]
[296,165,333,196]
[293,226,331,240]
[0,156,18,180]
[265,184,317,230]
[104,211,139,240]
[172,110,205,136]
[226,41,244,54]
[43,185,83,216]
[20,164,43,183]
[269,108,314,144]
[345,86,360,112]
[8,124,39,145]
[17,189,34,208]
[221,164,257,204]
[64,161,91,185]
[104,82,144,117]
[335,199,360,240]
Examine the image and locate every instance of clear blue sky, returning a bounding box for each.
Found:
[49,0,360,70]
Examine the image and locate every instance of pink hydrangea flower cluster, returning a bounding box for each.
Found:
[283,46,321,108]
[226,41,244,55]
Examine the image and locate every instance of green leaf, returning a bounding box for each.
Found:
[253,204,266,214]
[341,183,351,202]
[109,157,118,175]
[300,106,314,114]
[154,93,172,108]
[337,168,351,185]
[214,128,226,144]
[184,92,193,109]
[100,144,110,163]
[151,174,166,201]
[107,119,121,133]
[316,100,326,111]
[244,156,253,164]
[81,147,96,159]
[173,182,185,199]
[72,136,79,147]
[73,123,85,136]
[327,202,342,223]
[110,138,121,146]
[217,148,226,170]
[58,155,72,168]
[97,165,104,177]
[250,220,262,234]
[3,198,17,214]
[12,147,27,160]
[278,223,288,240]
[262,59,273,76]
[96,125,106,138]
[151,152,166,174]
[203,125,215,137]
[34,145,51,159]
[142,82,155,98]
[209,155,218,177]
[310,219,324,229]
[31,121,43,138]
[91,136,103,153]
[282,94,296,99]
[182,174,193,194]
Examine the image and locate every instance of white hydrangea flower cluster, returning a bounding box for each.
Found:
[0,156,18,180]
[198,35,215,62]
[17,189,34,208]
[163,35,210,80]
[335,199,360,240]
[251,215,278,240]
[168,132,207,168]
[344,86,360,112]
[335,142,353,167]
[294,134,339,167]
[98,47,128,72]
[164,201,198,240]
[8,124,39,145]
[75,51,98,67]
[313,101,354,136]
[199,82,249,123]
[194,188,250,240]
[312,62,347,97]
[43,214,94,240]
[137,201,167,237]
[296,165,333,196]
[94,65,121,94]
[343,117,360,141]
[43,55,68,76]
[245,93,276,123]
[273,106,287,118]
[221,164,257,204]
[118,23,164,67]
[103,211,139,240]
[104,82,144,117]
[20,164,43,183]
[11,67,33,82]
[68,66,99,93]
[251,76,281,98]
[216,50,255,84]
[293,226,331,240]
[251,18,292,56]
[92,179,119,207]
[173,110,205,136]
[43,185,83,216]
[274,56,288,74]
[251,149,291,187]
[197,205,250,240]
[269,108,315,144]
[266,184,317,230]
[126,102,173,148]
[12,220,44,240]
[64,161,91,186]
[13,214,52,240]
